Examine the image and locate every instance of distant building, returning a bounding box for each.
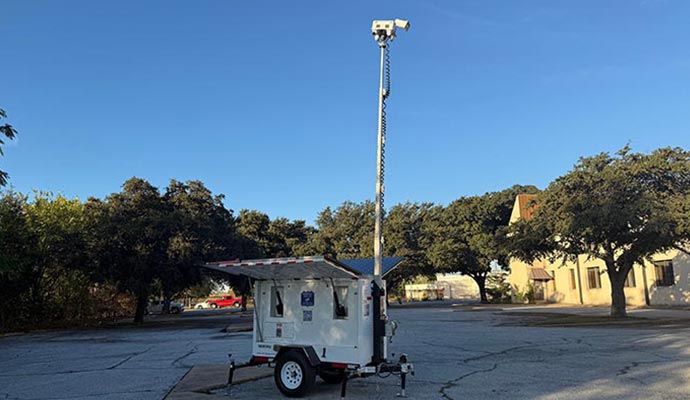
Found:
[404,273,480,301]
[508,194,690,306]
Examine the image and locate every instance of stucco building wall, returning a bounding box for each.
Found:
[508,194,690,307]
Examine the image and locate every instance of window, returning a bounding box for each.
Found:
[270,286,284,317]
[333,286,349,319]
[569,269,577,290]
[624,269,636,288]
[654,260,675,287]
[587,267,602,289]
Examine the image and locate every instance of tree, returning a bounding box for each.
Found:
[0,191,92,329]
[90,178,171,323]
[0,109,18,186]
[383,202,439,298]
[509,147,690,317]
[24,193,89,315]
[268,218,314,257]
[302,201,375,258]
[236,210,274,257]
[159,180,240,312]
[428,185,539,303]
[0,192,33,329]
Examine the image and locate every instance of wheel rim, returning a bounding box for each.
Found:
[281,361,303,390]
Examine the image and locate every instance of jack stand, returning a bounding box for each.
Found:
[397,353,412,397]
[397,371,407,397]
[340,372,349,400]
[226,354,235,395]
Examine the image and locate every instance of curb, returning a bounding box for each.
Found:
[165,364,273,399]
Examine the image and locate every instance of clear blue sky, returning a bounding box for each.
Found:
[3,0,689,223]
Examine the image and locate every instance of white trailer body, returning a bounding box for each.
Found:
[252,276,381,367]
[201,256,412,398]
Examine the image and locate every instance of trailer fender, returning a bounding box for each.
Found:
[275,345,321,367]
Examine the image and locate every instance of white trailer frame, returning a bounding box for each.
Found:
[202,256,414,398]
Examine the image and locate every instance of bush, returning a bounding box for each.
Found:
[486,272,512,304]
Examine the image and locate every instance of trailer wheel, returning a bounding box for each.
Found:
[274,350,316,397]
[318,368,345,384]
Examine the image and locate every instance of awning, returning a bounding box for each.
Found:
[201,256,361,280]
[529,268,554,281]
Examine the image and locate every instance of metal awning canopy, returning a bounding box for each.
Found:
[201,256,362,280]
[529,268,554,281]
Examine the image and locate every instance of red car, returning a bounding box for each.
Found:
[207,295,242,308]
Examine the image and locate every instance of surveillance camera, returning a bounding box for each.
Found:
[372,20,396,40]
[372,19,411,42]
[394,19,410,31]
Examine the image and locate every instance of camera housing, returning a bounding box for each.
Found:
[371,19,410,42]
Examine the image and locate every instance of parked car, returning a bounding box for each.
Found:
[147,300,184,314]
[193,301,212,309]
[206,295,242,309]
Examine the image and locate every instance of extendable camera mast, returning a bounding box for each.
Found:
[371,19,410,279]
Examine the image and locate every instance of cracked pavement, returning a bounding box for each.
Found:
[223,307,690,400]
[0,310,253,400]
[3,307,690,399]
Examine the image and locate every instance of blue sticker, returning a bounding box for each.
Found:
[301,291,315,307]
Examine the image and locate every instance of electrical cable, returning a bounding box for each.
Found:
[380,43,391,212]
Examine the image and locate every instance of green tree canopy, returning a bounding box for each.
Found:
[428,185,540,303]
[509,146,690,317]
[157,180,240,311]
[89,178,171,323]
[0,109,18,186]
[302,201,375,258]
[383,202,440,296]
[0,192,91,329]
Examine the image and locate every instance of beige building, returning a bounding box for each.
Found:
[509,194,690,306]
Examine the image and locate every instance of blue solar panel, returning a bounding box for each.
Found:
[339,257,404,276]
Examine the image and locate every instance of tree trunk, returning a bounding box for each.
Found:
[609,272,627,318]
[162,294,172,314]
[472,275,489,304]
[241,294,247,312]
[134,293,148,324]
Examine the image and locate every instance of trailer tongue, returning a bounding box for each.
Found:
[201,256,414,398]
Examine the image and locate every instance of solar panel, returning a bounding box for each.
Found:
[339,257,404,277]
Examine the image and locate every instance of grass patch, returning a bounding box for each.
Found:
[498,311,690,329]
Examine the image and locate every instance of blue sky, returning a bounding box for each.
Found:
[2,0,689,223]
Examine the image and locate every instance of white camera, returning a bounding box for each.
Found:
[395,19,410,31]
[372,18,410,42]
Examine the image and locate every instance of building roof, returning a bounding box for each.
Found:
[200,256,404,280]
[516,194,538,220]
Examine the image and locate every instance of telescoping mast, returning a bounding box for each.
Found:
[203,19,415,399]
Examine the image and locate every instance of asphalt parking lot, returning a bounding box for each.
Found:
[2,306,690,400]
[0,309,252,400]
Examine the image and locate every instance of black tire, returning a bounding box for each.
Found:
[171,307,180,314]
[318,368,345,384]
[274,350,316,397]
[232,302,241,308]
[210,303,218,309]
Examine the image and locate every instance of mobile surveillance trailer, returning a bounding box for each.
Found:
[201,256,414,398]
[202,18,413,398]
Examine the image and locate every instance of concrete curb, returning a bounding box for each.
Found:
[165,364,273,399]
